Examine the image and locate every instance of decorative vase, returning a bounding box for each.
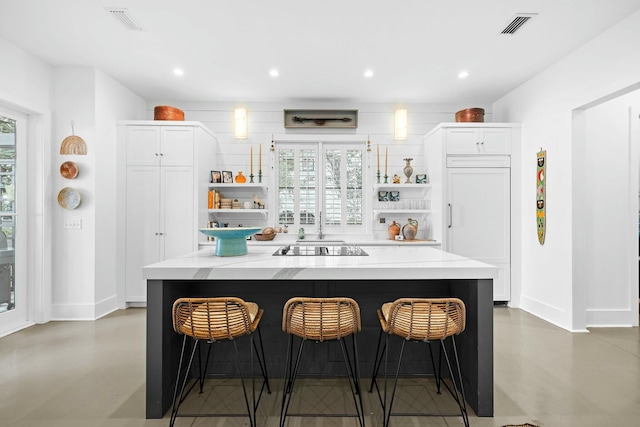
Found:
[401,218,419,240]
[403,158,414,184]
[235,171,246,183]
[388,221,400,240]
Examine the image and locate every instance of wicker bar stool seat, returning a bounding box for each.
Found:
[280,297,365,427]
[370,298,469,427]
[170,297,270,427]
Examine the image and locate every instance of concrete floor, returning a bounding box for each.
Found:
[0,306,638,426]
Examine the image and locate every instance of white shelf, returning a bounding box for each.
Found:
[373,183,431,193]
[209,183,267,192]
[373,209,431,219]
[208,209,268,219]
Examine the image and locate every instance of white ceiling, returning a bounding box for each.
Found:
[1,0,639,105]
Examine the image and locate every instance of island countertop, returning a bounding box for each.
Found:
[143,245,497,281]
[144,245,496,419]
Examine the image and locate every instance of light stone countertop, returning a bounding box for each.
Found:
[143,245,496,281]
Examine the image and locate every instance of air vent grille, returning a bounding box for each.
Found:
[501,13,537,34]
[108,8,142,31]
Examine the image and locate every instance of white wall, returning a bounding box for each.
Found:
[144,101,492,238]
[583,91,640,326]
[0,37,53,330]
[52,67,145,320]
[493,10,640,330]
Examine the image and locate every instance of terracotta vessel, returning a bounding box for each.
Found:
[455,108,484,123]
[388,221,400,240]
[235,171,246,183]
[401,218,419,240]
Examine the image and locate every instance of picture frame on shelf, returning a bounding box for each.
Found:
[211,170,221,183]
[378,191,389,202]
[222,171,233,183]
[415,174,428,184]
[389,191,400,202]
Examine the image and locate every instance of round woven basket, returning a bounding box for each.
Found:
[455,108,484,123]
[154,106,185,121]
[253,233,276,241]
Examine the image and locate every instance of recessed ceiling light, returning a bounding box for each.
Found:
[269,69,279,77]
[458,71,469,79]
[173,68,184,76]
[364,69,374,78]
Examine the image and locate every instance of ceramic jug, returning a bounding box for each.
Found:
[388,221,400,240]
[401,218,418,240]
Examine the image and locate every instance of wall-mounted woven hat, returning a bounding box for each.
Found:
[60,121,86,155]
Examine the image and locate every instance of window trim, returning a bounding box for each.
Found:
[272,135,370,235]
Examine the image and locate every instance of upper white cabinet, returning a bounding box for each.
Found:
[445,127,511,155]
[126,126,195,166]
[117,121,217,305]
[425,123,519,301]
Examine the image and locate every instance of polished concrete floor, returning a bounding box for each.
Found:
[0,306,638,426]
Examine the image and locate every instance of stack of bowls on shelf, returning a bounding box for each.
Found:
[231,200,242,209]
[220,198,232,209]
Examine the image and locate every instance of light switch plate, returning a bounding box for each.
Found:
[64,218,82,229]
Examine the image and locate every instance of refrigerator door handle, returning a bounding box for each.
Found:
[448,203,452,228]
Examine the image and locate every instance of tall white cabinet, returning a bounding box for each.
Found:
[425,123,519,301]
[117,121,216,305]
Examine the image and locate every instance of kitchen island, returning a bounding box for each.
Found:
[144,245,496,419]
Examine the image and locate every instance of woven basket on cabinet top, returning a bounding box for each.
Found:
[154,105,185,121]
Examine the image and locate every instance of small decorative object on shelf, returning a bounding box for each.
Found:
[388,221,400,240]
[298,227,305,239]
[393,174,401,184]
[415,174,428,184]
[211,170,221,183]
[222,171,233,183]
[389,191,400,202]
[235,171,246,183]
[378,191,389,202]
[253,194,265,209]
[403,158,414,183]
[401,218,419,240]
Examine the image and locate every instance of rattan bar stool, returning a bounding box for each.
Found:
[369,297,469,427]
[169,297,271,427]
[280,297,365,427]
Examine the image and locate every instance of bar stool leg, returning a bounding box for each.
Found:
[279,334,306,427]
[254,324,272,395]
[368,328,386,395]
[440,336,469,427]
[170,335,199,427]
[338,336,365,427]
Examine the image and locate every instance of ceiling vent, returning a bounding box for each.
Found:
[107,8,143,31]
[501,13,537,34]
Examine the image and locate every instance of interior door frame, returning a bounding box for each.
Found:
[0,106,30,336]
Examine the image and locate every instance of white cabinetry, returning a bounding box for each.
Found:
[117,121,216,305]
[425,123,518,301]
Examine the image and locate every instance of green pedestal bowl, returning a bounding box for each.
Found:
[199,227,262,256]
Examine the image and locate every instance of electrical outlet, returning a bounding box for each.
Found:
[64,219,82,229]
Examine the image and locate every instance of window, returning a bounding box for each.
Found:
[277,142,365,234]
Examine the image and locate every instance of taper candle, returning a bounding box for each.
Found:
[259,144,262,170]
[377,144,380,171]
[250,146,253,174]
[385,146,388,175]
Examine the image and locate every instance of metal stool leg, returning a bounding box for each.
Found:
[338,336,365,427]
[169,336,199,427]
[440,336,470,427]
[279,334,305,427]
[368,328,386,394]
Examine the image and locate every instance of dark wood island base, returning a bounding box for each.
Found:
[146,277,494,419]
